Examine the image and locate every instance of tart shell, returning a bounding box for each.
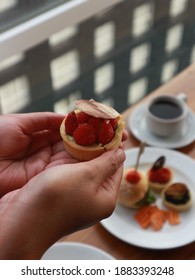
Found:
[60,116,125,161]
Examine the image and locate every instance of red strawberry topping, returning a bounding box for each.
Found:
[77,111,90,123]
[98,120,114,145]
[65,111,78,135]
[110,118,118,129]
[126,170,141,184]
[87,117,101,137]
[73,123,96,146]
[149,167,171,184]
[65,110,118,146]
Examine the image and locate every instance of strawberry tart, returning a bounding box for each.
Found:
[60,99,125,161]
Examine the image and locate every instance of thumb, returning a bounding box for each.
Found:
[83,148,126,187]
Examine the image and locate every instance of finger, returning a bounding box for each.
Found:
[94,165,124,217]
[101,164,124,194]
[26,130,61,155]
[15,112,65,134]
[122,129,129,142]
[82,148,126,188]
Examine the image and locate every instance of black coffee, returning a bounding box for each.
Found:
[149,100,182,119]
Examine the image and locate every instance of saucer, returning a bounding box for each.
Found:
[41,242,114,260]
[128,104,195,149]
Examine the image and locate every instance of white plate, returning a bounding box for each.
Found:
[129,105,195,149]
[41,242,114,260]
[101,147,195,249]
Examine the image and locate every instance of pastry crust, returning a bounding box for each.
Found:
[117,168,148,209]
[60,115,125,161]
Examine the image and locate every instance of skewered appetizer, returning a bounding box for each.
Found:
[118,168,155,209]
[162,182,192,212]
[60,99,125,161]
[147,156,173,193]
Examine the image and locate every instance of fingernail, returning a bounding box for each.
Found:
[115,148,126,166]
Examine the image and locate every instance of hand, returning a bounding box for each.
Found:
[0,112,127,259]
[0,112,78,197]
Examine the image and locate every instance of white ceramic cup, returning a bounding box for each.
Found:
[146,94,188,137]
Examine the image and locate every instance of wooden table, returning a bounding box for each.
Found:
[62,64,195,260]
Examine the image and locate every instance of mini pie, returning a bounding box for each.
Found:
[60,99,125,161]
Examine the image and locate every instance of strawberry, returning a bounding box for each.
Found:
[98,120,114,145]
[77,111,90,123]
[65,111,78,135]
[149,168,171,184]
[73,123,96,146]
[110,118,118,129]
[126,170,141,184]
[66,111,117,146]
[88,117,101,137]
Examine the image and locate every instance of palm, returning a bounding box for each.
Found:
[0,113,77,197]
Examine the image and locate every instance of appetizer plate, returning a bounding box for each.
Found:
[41,242,114,260]
[101,147,195,249]
[129,104,195,149]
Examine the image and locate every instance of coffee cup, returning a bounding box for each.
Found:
[146,94,188,137]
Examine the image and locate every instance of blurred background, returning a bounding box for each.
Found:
[0,0,195,115]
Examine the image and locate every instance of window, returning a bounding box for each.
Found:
[94,22,115,57]
[130,43,151,73]
[132,2,154,37]
[50,50,80,90]
[165,24,184,53]
[170,0,188,17]
[128,78,148,105]
[161,59,178,83]
[0,76,30,114]
[95,63,114,94]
